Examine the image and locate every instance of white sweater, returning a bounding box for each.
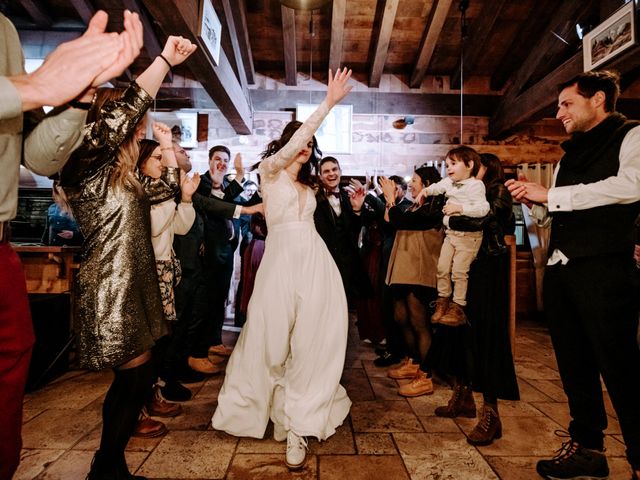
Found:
[150,199,195,261]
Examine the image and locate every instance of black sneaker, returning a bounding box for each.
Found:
[536,431,609,480]
[373,351,401,367]
[160,380,192,402]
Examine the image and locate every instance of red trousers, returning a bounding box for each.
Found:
[0,243,34,480]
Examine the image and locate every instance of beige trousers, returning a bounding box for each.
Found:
[436,230,483,306]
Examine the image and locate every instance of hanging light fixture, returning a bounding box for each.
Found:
[279,0,331,10]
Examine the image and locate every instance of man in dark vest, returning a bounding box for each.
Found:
[507,70,640,480]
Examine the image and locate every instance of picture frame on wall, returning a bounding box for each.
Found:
[197,0,222,66]
[296,104,352,154]
[148,111,198,149]
[583,1,636,71]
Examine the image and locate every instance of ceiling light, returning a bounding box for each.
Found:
[279,0,332,10]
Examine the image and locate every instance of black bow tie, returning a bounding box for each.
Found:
[326,190,340,198]
[452,181,464,188]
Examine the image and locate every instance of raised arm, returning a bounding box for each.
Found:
[260,68,352,177]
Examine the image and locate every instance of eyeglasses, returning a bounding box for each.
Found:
[150,154,162,161]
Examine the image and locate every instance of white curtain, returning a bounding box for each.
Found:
[517,163,555,311]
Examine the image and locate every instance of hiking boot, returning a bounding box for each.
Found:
[147,387,183,417]
[374,350,402,367]
[466,404,502,446]
[387,357,420,379]
[431,297,450,323]
[536,431,609,479]
[438,302,467,327]
[285,431,308,470]
[434,384,476,418]
[398,370,433,397]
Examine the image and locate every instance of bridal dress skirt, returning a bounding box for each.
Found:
[211,221,351,440]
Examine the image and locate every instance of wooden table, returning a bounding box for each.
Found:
[12,245,80,294]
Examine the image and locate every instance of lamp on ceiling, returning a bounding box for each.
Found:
[279,0,332,10]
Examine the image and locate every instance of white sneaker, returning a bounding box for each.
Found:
[285,431,307,470]
[273,423,286,442]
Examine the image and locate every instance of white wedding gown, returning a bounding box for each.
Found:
[211,101,351,440]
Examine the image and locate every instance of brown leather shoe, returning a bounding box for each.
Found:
[188,356,224,375]
[398,370,433,397]
[466,404,502,446]
[434,384,476,418]
[431,297,450,323]
[147,389,183,418]
[208,353,227,365]
[208,344,233,356]
[437,302,468,327]
[387,357,420,379]
[132,414,168,438]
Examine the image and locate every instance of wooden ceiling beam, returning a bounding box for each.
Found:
[140,0,252,134]
[449,0,508,89]
[228,0,256,84]
[217,0,249,92]
[369,0,400,88]
[69,0,95,24]
[281,5,297,86]
[409,0,453,89]
[328,0,346,73]
[17,0,52,27]
[489,43,640,138]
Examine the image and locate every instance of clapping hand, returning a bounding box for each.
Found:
[233,153,244,180]
[151,121,173,146]
[160,36,197,68]
[346,178,366,211]
[325,67,353,108]
[181,171,201,202]
[505,174,547,207]
[378,176,396,205]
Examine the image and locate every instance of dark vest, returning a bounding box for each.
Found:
[549,113,640,258]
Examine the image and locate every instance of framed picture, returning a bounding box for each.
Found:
[197,0,222,66]
[296,104,352,154]
[148,111,198,148]
[583,2,636,71]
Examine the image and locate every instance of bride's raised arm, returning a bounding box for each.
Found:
[260,68,352,176]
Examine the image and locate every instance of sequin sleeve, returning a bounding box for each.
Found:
[141,166,180,205]
[259,100,330,180]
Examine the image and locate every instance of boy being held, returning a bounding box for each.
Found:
[417,146,489,326]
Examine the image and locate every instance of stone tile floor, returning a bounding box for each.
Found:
[17,319,632,479]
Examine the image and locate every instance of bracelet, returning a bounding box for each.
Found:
[158,54,173,69]
[160,147,173,151]
[181,199,193,204]
[68,99,92,110]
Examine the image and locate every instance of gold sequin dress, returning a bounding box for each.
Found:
[60,83,177,370]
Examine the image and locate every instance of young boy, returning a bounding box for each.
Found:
[419,146,489,325]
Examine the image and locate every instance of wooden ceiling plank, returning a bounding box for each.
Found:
[219,0,249,92]
[17,0,52,27]
[489,43,640,138]
[449,0,508,89]
[369,0,400,88]
[281,5,297,86]
[329,0,346,73]
[140,0,252,134]
[409,0,453,89]
[229,0,256,84]
[121,0,171,82]
[69,0,95,24]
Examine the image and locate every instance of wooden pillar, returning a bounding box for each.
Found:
[505,234,517,355]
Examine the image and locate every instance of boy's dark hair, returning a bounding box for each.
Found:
[209,145,231,160]
[446,146,481,177]
[557,70,620,112]
[318,156,341,171]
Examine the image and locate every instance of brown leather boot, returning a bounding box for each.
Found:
[466,404,502,446]
[132,413,168,438]
[387,357,420,379]
[398,370,433,397]
[146,387,183,418]
[434,384,476,418]
[431,297,450,323]
[438,302,468,327]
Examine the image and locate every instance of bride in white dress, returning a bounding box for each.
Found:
[211,68,353,469]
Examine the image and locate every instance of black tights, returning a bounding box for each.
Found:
[97,360,154,468]
[394,292,432,370]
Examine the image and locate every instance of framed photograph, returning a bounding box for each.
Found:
[296,104,352,154]
[197,0,222,66]
[583,2,636,71]
[148,111,198,148]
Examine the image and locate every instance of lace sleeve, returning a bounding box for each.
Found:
[259,100,330,179]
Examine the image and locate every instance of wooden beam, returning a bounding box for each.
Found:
[140,0,252,134]
[219,0,248,92]
[489,43,640,138]
[229,0,256,84]
[17,0,52,27]
[281,5,297,86]
[328,0,346,73]
[450,0,508,89]
[69,0,95,24]
[369,0,400,88]
[409,0,453,88]
[121,0,171,82]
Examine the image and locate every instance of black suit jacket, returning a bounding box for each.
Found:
[197,171,244,267]
[314,188,372,298]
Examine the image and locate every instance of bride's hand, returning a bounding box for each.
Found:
[325,67,353,108]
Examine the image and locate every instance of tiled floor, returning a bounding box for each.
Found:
[17,318,632,480]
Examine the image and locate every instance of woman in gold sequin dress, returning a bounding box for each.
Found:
[59,37,196,480]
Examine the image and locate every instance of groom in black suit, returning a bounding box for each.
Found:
[314,157,371,302]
